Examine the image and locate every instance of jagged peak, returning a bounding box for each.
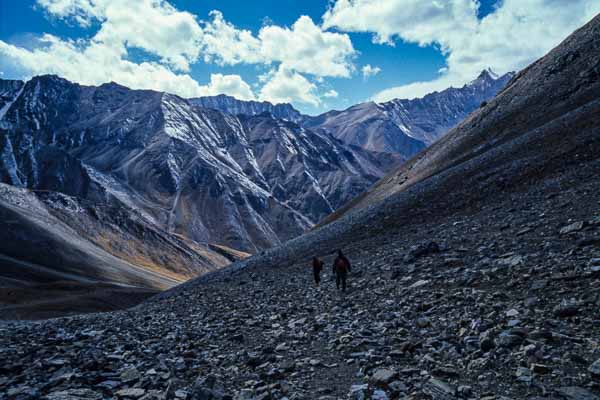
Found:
[192,93,297,110]
[98,81,129,90]
[28,74,70,85]
[477,67,499,80]
[0,77,24,86]
[189,94,303,122]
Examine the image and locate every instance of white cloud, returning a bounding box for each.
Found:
[200,73,255,100]
[258,15,355,78]
[324,0,600,102]
[36,0,103,26]
[1,1,255,100]
[201,10,263,66]
[201,13,356,78]
[37,0,204,72]
[2,0,361,107]
[323,89,339,98]
[259,66,320,106]
[0,35,253,100]
[361,64,381,80]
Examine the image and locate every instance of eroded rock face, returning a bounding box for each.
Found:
[189,94,304,123]
[0,76,399,252]
[0,183,237,319]
[191,70,513,161]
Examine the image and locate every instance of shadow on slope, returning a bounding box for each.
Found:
[159,13,600,297]
[0,184,235,319]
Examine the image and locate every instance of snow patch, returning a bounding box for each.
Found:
[0,84,25,121]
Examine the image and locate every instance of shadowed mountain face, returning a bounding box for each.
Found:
[0,80,24,117]
[0,182,237,319]
[0,183,231,286]
[0,77,400,253]
[303,69,514,157]
[320,19,599,225]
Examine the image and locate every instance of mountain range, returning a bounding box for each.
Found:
[189,94,304,123]
[0,65,513,316]
[191,69,514,158]
[0,77,400,252]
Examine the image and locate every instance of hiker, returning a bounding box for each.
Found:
[312,257,324,286]
[333,250,351,291]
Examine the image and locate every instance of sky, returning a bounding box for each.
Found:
[0,1,598,115]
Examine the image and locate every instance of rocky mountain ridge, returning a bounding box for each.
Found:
[189,94,304,123]
[192,70,513,160]
[0,76,399,253]
[304,69,515,157]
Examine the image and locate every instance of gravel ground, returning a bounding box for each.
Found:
[1,162,598,400]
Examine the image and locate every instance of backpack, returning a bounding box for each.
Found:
[313,259,323,272]
[334,257,349,274]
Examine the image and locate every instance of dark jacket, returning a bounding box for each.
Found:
[333,254,351,274]
[313,258,324,274]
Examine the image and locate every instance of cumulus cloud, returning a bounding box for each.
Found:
[323,89,339,98]
[1,0,358,108]
[324,0,600,101]
[201,10,263,66]
[361,64,381,80]
[200,73,255,100]
[37,0,204,72]
[201,13,356,78]
[36,0,104,27]
[0,35,254,100]
[259,66,320,106]
[258,15,355,78]
[0,0,243,99]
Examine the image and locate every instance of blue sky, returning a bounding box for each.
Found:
[1,1,598,114]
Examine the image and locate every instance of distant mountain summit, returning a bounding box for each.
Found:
[190,94,304,123]
[192,70,514,160]
[304,69,515,157]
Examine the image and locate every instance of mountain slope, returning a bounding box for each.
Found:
[0,77,400,252]
[304,69,514,157]
[320,22,599,225]
[0,179,245,317]
[0,79,24,120]
[0,183,236,319]
[189,94,303,123]
[0,183,231,285]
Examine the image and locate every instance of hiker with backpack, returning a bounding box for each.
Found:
[312,256,324,286]
[333,250,351,292]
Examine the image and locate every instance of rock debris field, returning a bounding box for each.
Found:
[1,171,599,400]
